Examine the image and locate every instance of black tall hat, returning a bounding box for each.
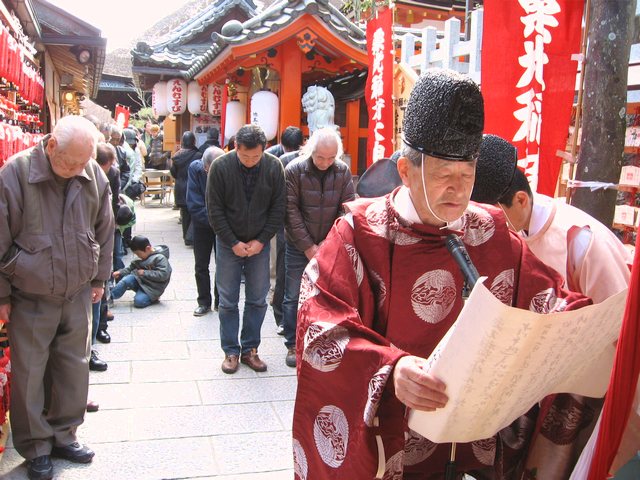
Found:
[402,68,484,162]
[471,134,518,204]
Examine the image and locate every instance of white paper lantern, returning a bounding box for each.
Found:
[187,81,208,115]
[166,78,187,115]
[250,90,279,141]
[224,100,245,141]
[208,83,223,116]
[152,81,168,116]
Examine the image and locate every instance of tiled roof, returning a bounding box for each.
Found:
[187,0,366,79]
[155,0,257,49]
[132,0,257,69]
[133,43,212,69]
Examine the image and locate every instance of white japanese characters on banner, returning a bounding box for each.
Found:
[512,0,560,190]
[370,29,386,163]
[482,0,582,195]
[366,8,393,166]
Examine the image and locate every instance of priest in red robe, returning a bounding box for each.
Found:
[291,68,591,479]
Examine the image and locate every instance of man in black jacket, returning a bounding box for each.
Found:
[206,124,285,374]
[198,127,221,154]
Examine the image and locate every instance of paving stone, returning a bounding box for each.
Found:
[211,431,293,475]
[90,381,201,409]
[89,360,131,384]
[98,324,132,343]
[93,340,190,361]
[198,376,297,405]
[271,400,296,429]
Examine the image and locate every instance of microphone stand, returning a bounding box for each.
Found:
[444,234,480,480]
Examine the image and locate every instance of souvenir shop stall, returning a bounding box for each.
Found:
[0,12,44,168]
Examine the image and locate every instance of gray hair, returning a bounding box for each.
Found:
[402,143,422,167]
[52,115,99,154]
[109,124,123,137]
[202,146,225,167]
[301,127,343,161]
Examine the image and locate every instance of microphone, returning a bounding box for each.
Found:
[445,234,480,289]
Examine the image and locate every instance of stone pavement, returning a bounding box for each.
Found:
[0,203,296,480]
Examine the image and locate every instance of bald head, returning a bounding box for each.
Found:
[202,146,225,172]
[46,115,99,178]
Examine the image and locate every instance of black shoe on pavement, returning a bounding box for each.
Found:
[86,400,100,413]
[276,324,285,336]
[285,347,297,368]
[27,455,53,480]
[193,305,211,317]
[51,442,95,463]
[89,350,107,372]
[96,329,111,344]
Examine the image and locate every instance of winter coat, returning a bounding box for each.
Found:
[284,156,356,252]
[170,148,202,207]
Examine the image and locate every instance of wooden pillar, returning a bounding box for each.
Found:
[345,99,360,174]
[279,41,302,133]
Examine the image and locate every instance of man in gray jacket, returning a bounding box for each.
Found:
[207,124,285,374]
[283,127,356,367]
[0,115,114,480]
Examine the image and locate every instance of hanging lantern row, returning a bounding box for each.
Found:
[152,80,225,117]
[152,81,279,142]
[0,123,43,167]
[0,23,44,108]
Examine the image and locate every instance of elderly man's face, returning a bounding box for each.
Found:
[398,155,476,226]
[312,139,338,171]
[236,144,264,168]
[109,132,121,147]
[46,137,94,178]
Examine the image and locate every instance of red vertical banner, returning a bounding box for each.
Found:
[114,104,130,128]
[366,7,394,166]
[588,229,640,478]
[482,0,583,195]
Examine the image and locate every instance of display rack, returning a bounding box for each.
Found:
[0,13,44,166]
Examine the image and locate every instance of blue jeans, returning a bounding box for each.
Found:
[113,231,125,271]
[282,242,309,349]
[216,238,271,356]
[111,274,153,308]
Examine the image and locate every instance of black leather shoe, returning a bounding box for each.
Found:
[51,442,94,463]
[96,329,111,344]
[27,455,53,480]
[193,305,211,317]
[89,350,107,372]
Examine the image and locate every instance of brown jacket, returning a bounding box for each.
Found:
[285,156,356,252]
[0,136,114,302]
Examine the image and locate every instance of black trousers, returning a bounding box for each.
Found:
[193,222,218,308]
[180,207,192,244]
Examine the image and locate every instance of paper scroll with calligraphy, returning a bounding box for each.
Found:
[408,278,626,443]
